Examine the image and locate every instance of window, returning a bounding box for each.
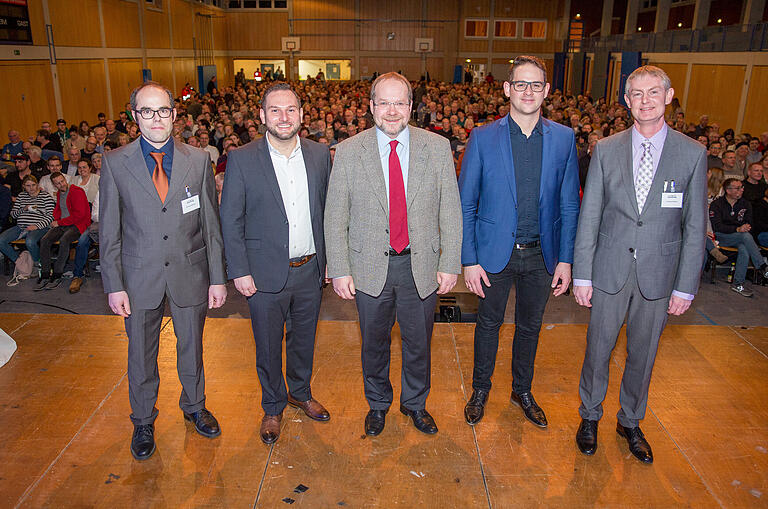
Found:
[494,20,518,39]
[226,0,288,7]
[465,19,489,39]
[145,0,162,10]
[522,19,547,40]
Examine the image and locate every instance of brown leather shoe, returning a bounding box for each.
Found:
[287,394,330,421]
[260,413,282,445]
[69,277,84,294]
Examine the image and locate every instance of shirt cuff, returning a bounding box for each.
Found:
[671,290,694,301]
[573,279,592,287]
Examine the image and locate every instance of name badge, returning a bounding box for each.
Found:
[181,195,200,214]
[661,192,683,208]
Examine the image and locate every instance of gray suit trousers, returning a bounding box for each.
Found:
[578,262,669,428]
[355,254,438,411]
[125,290,207,425]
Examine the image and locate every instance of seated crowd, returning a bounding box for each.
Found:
[1,76,767,295]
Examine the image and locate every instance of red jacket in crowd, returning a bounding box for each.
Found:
[53,184,91,234]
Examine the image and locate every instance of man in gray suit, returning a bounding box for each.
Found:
[220,83,332,446]
[100,82,227,460]
[325,72,462,436]
[573,66,707,463]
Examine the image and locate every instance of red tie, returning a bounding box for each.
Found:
[150,151,169,202]
[388,140,409,253]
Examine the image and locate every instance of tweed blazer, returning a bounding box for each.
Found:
[324,126,462,299]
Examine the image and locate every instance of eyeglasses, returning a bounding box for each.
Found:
[509,80,546,93]
[373,101,411,110]
[727,186,744,190]
[135,107,173,120]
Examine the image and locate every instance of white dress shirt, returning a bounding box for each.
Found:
[266,134,315,259]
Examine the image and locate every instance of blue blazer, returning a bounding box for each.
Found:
[458,115,580,274]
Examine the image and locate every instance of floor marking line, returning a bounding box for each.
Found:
[448,323,493,509]
[728,326,768,360]
[14,371,128,508]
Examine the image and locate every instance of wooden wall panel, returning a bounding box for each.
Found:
[211,11,228,51]
[144,6,171,49]
[48,0,101,47]
[359,57,423,81]
[226,12,288,50]
[649,62,688,117]
[214,56,234,87]
[147,58,174,90]
[293,20,355,51]
[463,0,491,17]
[103,0,141,48]
[742,66,768,136]
[686,64,745,132]
[427,0,459,19]
[108,58,143,116]
[0,61,56,141]
[171,0,195,50]
[58,59,109,125]
[27,0,48,46]
[174,58,197,94]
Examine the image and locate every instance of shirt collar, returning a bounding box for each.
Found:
[140,136,174,158]
[266,133,302,159]
[376,126,410,154]
[507,114,543,136]
[632,122,667,151]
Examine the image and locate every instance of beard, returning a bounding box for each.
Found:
[266,122,300,140]
[374,116,408,137]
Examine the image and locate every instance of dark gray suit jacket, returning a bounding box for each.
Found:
[99,138,227,309]
[573,128,707,300]
[220,136,331,293]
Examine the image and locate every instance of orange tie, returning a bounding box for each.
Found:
[150,151,168,202]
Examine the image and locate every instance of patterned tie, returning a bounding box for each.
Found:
[635,140,653,213]
[150,151,169,202]
[388,140,409,253]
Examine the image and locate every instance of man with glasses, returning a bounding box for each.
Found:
[709,177,768,297]
[325,72,462,437]
[100,81,227,460]
[459,55,580,429]
[573,66,707,463]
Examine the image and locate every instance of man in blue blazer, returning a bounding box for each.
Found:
[459,56,580,427]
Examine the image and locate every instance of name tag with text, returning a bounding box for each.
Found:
[181,195,200,214]
[661,192,683,208]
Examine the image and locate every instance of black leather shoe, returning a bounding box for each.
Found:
[364,409,387,436]
[34,278,50,291]
[510,391,548,428]
[616,422,653,464]
[130,424,156,460]
[576,419,598,455]
[399,405,438,435]
[464,389,489,425]
[183,408,221,438]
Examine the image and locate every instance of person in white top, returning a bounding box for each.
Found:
[71,159,100,204]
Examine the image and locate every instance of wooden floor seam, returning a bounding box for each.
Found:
[728,325,768,359]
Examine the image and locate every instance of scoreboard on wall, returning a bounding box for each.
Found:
[0,0,32,45]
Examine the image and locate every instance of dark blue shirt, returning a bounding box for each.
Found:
[508,115,543,244]
[140,136,174,180]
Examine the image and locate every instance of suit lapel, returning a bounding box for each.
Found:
[498,116,518,207]
[166,139,191,205]
[121,139,162,203]
[361,129,388,214]
[257,137,288,220]
[406,127,427,211]
[300,138,320,221]
[641,129,676,217]
[619,129,640,216]
[540,119,552,204]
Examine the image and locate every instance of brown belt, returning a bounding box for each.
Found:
[289,253,316,267]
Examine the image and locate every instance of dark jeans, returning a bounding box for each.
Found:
[39,225,80,277]
[472,246,552,394]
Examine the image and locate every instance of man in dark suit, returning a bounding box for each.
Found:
[459,55,581,428]
[100,81,227,461]
[573,66,707,463]
[220,83,332,445]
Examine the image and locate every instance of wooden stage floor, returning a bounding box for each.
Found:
[0,313,766,508]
